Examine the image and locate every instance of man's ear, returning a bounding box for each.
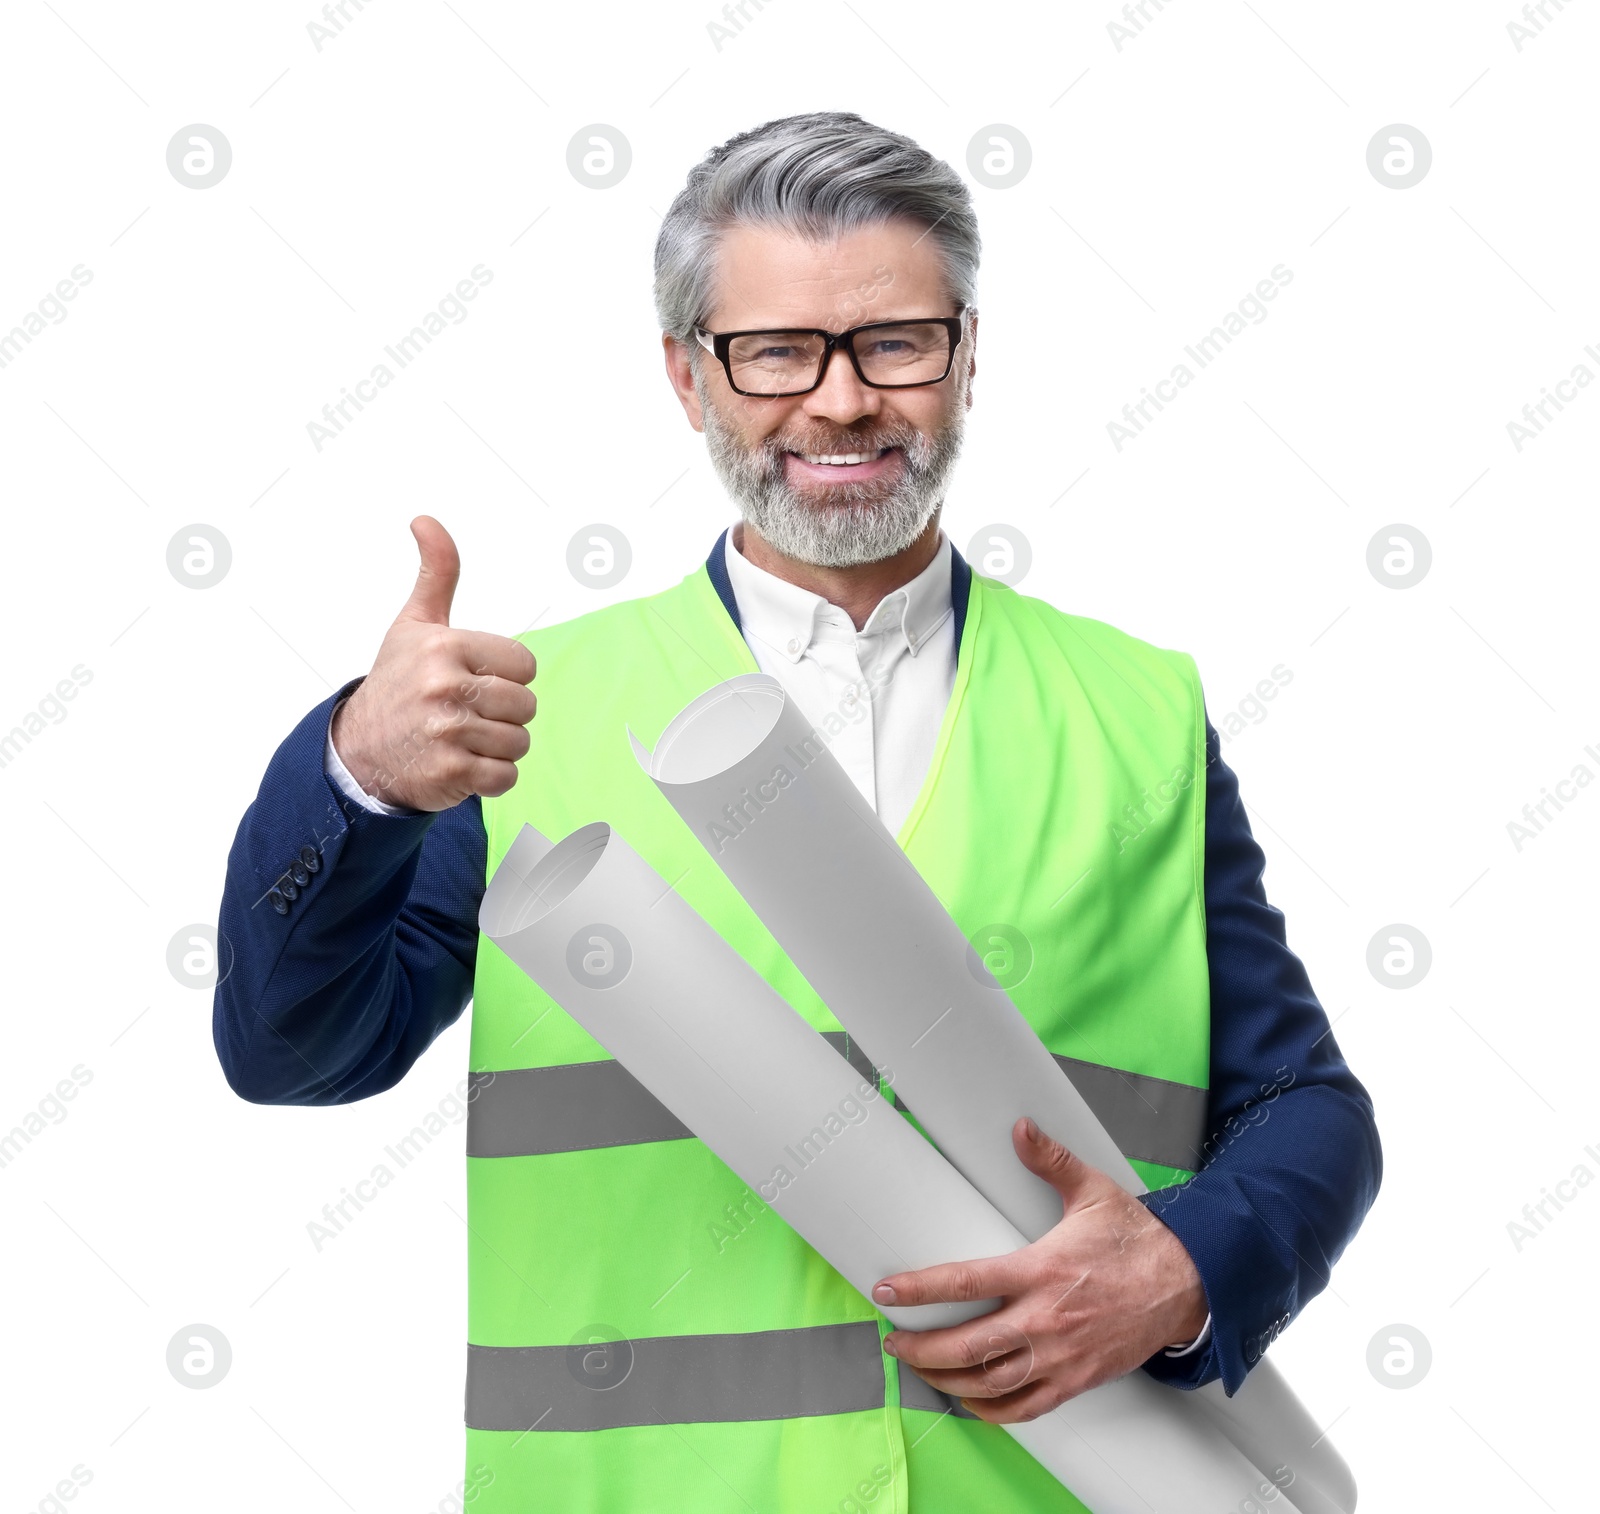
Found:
[663,333,706,433]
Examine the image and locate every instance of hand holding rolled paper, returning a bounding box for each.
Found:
[635,672,1355,1514]
[480,822,1294,1514]
[876,1117,1209,1425]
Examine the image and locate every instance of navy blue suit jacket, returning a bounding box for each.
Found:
[213,534,1380,1395]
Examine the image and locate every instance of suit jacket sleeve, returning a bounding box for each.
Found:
[211,682,486,1105]
[1138,716,1382,1394]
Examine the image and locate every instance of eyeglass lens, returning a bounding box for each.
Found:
[724,322,952,394]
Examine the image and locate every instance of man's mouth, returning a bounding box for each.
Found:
[783,445,902,484]
[795,447,888,466]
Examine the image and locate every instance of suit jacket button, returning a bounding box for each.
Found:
[279,878,300,902]
[268,888,289,916]
[289,862,311,887]
[299,845,321,874]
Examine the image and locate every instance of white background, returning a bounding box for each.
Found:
[1,1,1595,1510]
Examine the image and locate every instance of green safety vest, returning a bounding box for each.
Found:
[468,556,1211,1513]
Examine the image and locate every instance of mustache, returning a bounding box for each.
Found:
[762,421,925,459]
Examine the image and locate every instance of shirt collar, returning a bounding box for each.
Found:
[722,524,954,665]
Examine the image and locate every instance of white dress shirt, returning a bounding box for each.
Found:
[719,525,957,838]
[323,526,1210,1358]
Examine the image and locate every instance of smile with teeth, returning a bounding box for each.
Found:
[792,446,892,465]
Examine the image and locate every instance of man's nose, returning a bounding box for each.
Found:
[800,346,882,427]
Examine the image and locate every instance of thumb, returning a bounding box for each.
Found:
[398,515,460,625]
[1013,1117,1099,1209]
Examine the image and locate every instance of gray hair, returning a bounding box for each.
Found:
[653,112,979,342]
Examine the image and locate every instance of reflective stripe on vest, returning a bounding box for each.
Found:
[467,1325,981,1433]
[467,1321,888,1432]
[466,1035,1206,1174]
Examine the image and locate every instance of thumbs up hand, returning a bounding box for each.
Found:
[330,517,537,812]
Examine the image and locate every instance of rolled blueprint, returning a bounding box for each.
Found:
[481,821,1298,1514]
[482,822,1004,1336]
[631,674,1135,1221]
[634,674,1355,1514]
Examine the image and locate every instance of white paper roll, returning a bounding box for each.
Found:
[633,673,1353,1514]
[481,821,1010,1336]
[630,674,1136,1225]
[481,821,1299,1514]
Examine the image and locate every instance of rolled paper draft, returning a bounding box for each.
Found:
[630,673,1135,1230]
[480,821,1009,1336]
[480,821,1301,1514]
[633,674,1354,1514]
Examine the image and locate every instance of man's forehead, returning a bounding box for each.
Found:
[706,218,946,327]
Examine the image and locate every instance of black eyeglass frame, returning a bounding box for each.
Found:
[693,309,967,398]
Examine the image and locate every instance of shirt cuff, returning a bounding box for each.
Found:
[1163,1314,1213,1358]
[324,697,419,818]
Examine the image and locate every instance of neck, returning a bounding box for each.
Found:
[733,513,944,631]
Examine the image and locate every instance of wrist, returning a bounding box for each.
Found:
[330,689,382,795]
[326,695,420,818]
[1165,1290,1210,1350]
[1151,1217,1209,1348]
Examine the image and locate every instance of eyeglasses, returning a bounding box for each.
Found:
[693,311,966,398]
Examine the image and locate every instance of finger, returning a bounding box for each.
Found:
[469,757,520,799]
[399,516,461,626]
[459,676,537,726]
[460,716,532,763]
[884,1312,1034,1375]
[1012,1117,1101,1207]
[456,630,537,685]
[893,1344,1038,1399]
[956,1376,1074,1426]
[873,1251,1027,1310]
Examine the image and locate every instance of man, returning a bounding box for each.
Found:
[215,112,1380,1512]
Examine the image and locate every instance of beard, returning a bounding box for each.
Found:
[696,368,967,568]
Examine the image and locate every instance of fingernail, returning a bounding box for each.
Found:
[873,1283,897,1304]
[1022,1117,1040,1140]
[882,1336,898,1357]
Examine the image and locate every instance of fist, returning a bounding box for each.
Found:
[330,516,537,812]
